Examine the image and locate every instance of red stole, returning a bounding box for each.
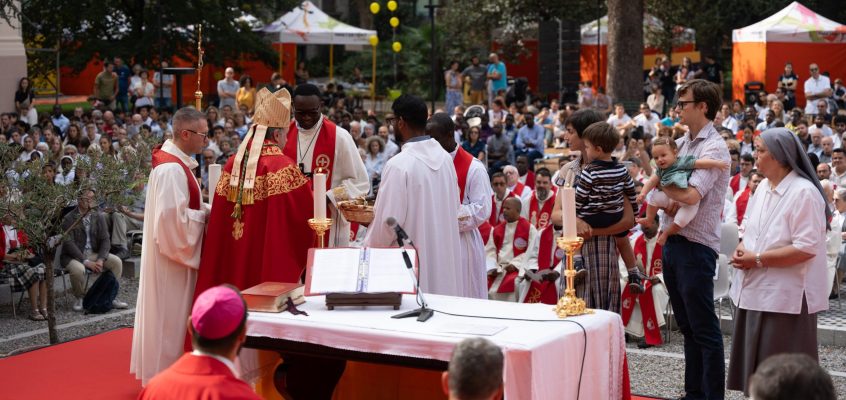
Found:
[729,173,741,195]
[489,218,530,293]
[621,235,663,345]
[524,225,563,304]
[528,192,556,230]
[151,146,200,210]
[283,117,337,189]
[735,188,751,225]
[478,221,492,246]
[511,181,526,198]
[488,193,515,226]
[453,147,474,201]
[523,171,535,189]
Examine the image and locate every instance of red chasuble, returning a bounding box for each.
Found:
[283,117,337,188]
[139,354,261,400]
[734,187,751,225]
[151,147,200,210]
[489,218,531,293]
[524,225,563,304]
[528,192,556,230]
[620,234,663,345]
[453,147,474,201]
[194,141,315,301]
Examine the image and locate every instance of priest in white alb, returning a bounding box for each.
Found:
[283,83,369,247]
[503,165,532,202]
[131,108,210,385]
[365,94,465,296]
[486,197,538,302]
[427,112,492,299]
[520,168,556,230]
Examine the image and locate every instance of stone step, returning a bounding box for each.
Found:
[122,257,141,279]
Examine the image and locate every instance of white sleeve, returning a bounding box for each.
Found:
[327,127,371,205]
[151,164,208,269]
[364,162,406,248]
[458,161,493,233]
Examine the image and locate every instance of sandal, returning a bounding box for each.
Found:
[29,312,45,321]
[39,308,48,318]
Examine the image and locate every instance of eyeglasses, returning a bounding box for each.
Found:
[385,117,397,126]
[183,129,208,138]
[674,100,697,109]
[810,67,819,71]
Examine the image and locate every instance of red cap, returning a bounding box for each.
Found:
[191,286,245,340]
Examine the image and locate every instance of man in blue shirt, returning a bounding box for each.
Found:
[487,53,507,105]
[515,112,545,167]
[51,105,70,136]
[114,57,132,113]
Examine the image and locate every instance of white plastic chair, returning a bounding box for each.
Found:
[720,223,739,259]
[714,255,733,319]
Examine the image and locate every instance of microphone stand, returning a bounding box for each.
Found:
[391,236,433,322]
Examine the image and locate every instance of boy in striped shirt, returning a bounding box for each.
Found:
[575,122,642,290]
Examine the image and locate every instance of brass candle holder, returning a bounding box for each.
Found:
[308,218,332,248]
[553,236,592,317]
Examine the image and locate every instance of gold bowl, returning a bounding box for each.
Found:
[338,198,375,226]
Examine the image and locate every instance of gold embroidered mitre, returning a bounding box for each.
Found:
[228,88,292,216]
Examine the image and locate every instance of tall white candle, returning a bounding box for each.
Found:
[314,172,327,220]
[561,186,578,240]
[208,164,221,207]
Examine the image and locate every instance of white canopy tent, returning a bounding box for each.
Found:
[260,1,377,82]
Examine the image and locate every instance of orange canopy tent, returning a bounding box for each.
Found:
[580,14,698,89]
[732,1,846,106]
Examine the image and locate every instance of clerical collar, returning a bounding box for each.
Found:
[192,350,239,377]
[405,135,431,143]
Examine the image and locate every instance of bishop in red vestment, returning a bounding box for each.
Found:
[195,88,315,298]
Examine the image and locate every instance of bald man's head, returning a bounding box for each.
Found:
[426,112,456,153]
[502,197,522,222]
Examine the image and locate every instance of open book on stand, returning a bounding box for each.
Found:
[305,247,418,309]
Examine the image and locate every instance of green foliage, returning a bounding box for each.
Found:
[18,0,298,77]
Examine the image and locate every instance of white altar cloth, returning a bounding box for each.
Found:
[244,294,626,400]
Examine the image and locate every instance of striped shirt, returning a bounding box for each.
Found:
[660,121,730,252]
[575,159,638,217]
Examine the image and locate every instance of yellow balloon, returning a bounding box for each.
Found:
[369,2,380,14]
[389,17,399,28]
[392,42,402,53]
[387,0,397,11]
[369,35,379,46]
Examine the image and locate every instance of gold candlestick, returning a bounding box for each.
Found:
[308,218,332,248]
[553,236,592,317]
[195,24,204,110]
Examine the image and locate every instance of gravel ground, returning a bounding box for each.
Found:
[4,278,846,400]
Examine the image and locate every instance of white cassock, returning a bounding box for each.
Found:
[452,146,493,299]
[485,220,538,302]
[618,232,669,338]
[519,191,553,222]
[295,117,370,247]
[365,138,465,296]
[508,183,532,203]
[131,140,208,385]
[826,210,843,295]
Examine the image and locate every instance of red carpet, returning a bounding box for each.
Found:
[0,327,141,400]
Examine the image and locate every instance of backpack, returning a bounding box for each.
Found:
[83,270,119,314]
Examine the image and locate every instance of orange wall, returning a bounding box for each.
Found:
[580,44,607,89]
[731,41,767,102]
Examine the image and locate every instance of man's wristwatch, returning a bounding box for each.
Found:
[755,253,763,268]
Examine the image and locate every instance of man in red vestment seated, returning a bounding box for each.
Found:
[195,87,315,296]
[140,285,261,400]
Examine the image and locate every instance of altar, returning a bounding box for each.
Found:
[241,293,627,400]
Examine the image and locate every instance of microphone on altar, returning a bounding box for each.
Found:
[385,217,433,322]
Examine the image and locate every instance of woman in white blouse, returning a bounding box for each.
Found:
[727,128,830,394]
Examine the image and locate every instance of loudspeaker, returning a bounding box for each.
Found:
[537,19,581,104]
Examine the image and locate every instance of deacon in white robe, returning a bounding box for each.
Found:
[131,112,209,385]
[427,112,492,299]
[365,95,465,296]
[520,169,555,230]
[486,197,539,302]
[503,165,532,202]
[618,228,669,342]
[287,84,369,247]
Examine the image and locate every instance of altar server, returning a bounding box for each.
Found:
[365,94,465,296]
[283,84,369,247]
[428,112,492,299]
[486,197,538,302]
[132,108,210,385]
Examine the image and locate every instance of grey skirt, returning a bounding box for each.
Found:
[727,297,818,394]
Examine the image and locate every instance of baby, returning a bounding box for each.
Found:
[636,137,728,244]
